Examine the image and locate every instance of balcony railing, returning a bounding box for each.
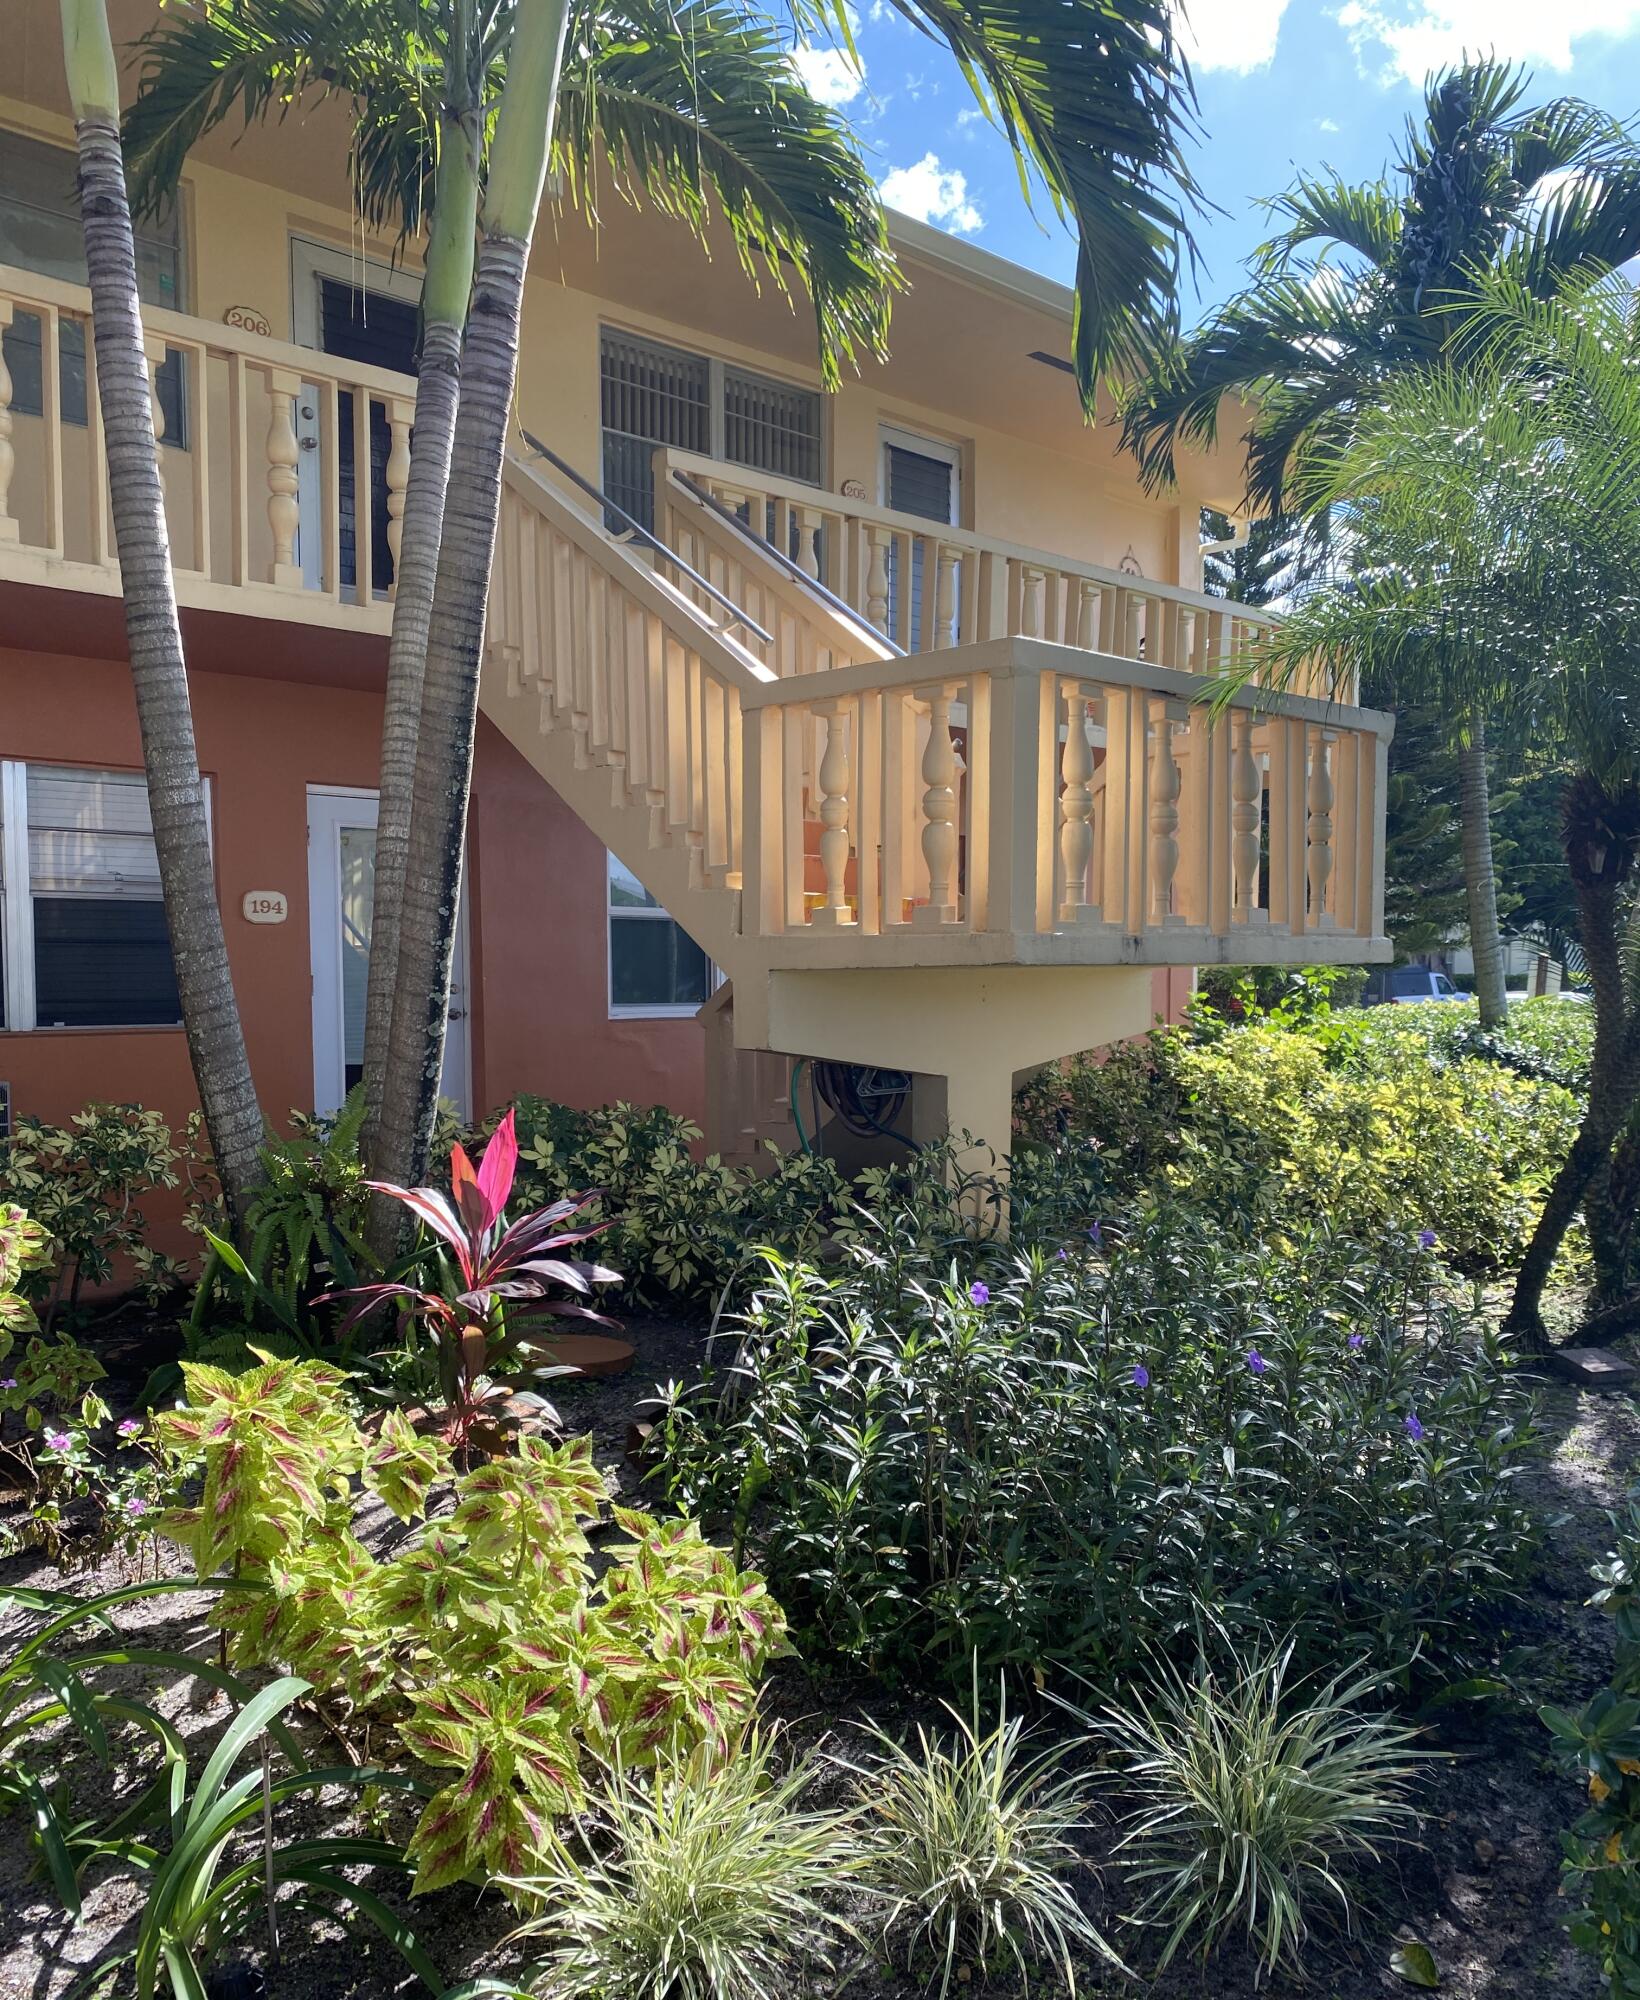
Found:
[0,260,411,629]
[740,639,1390,963]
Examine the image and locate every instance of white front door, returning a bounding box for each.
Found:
[307,788,471,1119]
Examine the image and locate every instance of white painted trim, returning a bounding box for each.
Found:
[0,763,35,1031]
[606,850,720,1019]
[307,787,472,1118]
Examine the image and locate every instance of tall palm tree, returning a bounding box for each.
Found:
[1124,60,1640,1028]
[1245,272,1640,1350]
[56,0,267,1228]
[131,0,1203,1208]
[123,0,901,1229]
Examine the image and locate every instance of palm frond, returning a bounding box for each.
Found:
[1256,175,1401,276]
[879,0,1200,392]
[554,0,895,386]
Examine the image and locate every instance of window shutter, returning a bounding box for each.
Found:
[599,331,711,530]
[885,443,956,523]
[723,367,821,485]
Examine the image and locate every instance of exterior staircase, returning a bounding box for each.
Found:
[480,449,1394,1174]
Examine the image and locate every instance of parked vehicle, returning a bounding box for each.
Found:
[1363,966,1466,1005]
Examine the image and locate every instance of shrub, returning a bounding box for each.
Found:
[0,1104,185,1322]
[1082,1645,1426,1980]
[1018,997,1585,1274]
[510,1736,855,1999]
[1545,1487,1640,1995]
[151,1354,788,1895]
[846,1679,1116,1996]
[655,1207,1538,1691]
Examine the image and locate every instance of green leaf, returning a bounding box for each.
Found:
[34,1661,109,1765]
[188,1674,310,1828]
[279,1865,447,1991]
[14,1768,81,1917]
[159,1939,210,2000]
[1392,1939,1441,1988]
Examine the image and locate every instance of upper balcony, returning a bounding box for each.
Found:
[0,259,1392,981]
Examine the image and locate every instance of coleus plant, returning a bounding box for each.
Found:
[331,1108,620,1456]
[153,1360,789,1898]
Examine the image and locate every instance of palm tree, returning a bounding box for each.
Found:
[123,0,902,1233]
[1124,60,1640,1028]
[1244,273,1640,1350]
[132,0,1203,1207]
[56,0,267,1228]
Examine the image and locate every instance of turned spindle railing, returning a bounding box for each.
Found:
[740,639,1389,957]
[0,261,413,629]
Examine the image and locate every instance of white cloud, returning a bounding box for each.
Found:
[1337,0,1640,83]
[791,43,866,106]
[878,153,983,234]
[1172,0,1292,73]
[1319,117,1341,132]
[956,106,986,126]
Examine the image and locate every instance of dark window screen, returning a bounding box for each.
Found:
[884,442,956,648]
[318,279,419,595]
[600,330,710,533]
[32,900,181,1029]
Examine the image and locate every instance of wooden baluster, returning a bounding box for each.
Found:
[1076,579,1101,651]
[935,543,960,649]
[811,699,854,927]
[384,395,414,594]
[1307,728,1336,926]
[266,366,303,586]
[1148,698,1186,924]
[0,302,15,542]
[1019,564,1045,639]
[144,334,167,495]
[1178,608,1197,672]
[1231,708,1263,922]
[797,506,821,580]
[914,683,960,925]
[865,526,891,634]
[1058,684,1097,921]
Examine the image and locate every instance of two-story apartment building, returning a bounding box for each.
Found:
[0,0,1391,1174]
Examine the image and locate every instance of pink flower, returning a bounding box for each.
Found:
[125,1495,148,1517]
[44,1430,72,1452]
[117,1417,142,1437]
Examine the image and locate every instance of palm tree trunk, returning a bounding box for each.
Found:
[372,0,571,1196]
[1456,714,1509,1029]
[360,104,479,1208]
[59,0,264,1228]
[1504,782,1640,1349]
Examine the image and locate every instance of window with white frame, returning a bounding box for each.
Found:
[0,764,188,1030]
[607,853,712,1017]
[599,327,822,533]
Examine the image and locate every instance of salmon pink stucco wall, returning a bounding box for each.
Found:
[0,633,708,1225]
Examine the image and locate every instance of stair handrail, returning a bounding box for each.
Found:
[519,426,774,647]
[670,469,906,658]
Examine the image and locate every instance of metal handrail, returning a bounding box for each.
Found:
[518,428,774,647]
[671,470,907,658]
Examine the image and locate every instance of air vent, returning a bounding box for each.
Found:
[1027,349,1077,377]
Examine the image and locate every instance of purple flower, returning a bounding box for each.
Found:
[1088,1221,1103,1246]
[969,1282,990,1306]
[1348,1333,1366,1351]
[1246,1349,1268,1377]
[1056,1247,1068,1261]
[125,1495,148,1518]
[44,1430,71,1452]
[117,1417,142,1437]
[1405,1412,1426,1442]
[1418,1228,1438,1250]
[1131,1364,1150,1390]
[0,1377,15,1391]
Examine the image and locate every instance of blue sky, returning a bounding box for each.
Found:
[793,0,1640,317]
